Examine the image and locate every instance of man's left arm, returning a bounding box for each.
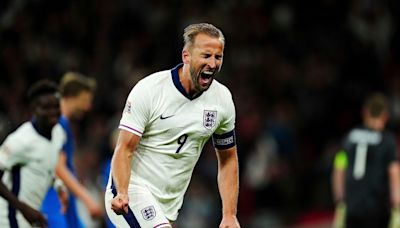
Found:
[388,161,400,228]
[387,135,400,228]
[216,146,240,228]
[389,161,400,208]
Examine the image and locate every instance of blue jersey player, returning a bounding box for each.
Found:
[41,72,102,227]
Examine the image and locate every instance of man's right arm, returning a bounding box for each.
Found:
[332,150,347,228]
[110,129,141,215]
[0,170,47,227]
[0,136,47,227]
[388,161,400,227]
[55,152,103,218]
[332,150,347,203]
[389,161,400,208]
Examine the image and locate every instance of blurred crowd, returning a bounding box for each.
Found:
[2,0,400,227]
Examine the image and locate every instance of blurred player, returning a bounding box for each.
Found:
[332,92,400,227]
[105,23,240,227]
[0,80,65,228]
[41,72,102,228]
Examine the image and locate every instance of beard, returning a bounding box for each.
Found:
[189,64,216,94]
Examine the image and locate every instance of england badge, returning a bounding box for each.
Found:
[203,110,217,130]
[141,205,156,221]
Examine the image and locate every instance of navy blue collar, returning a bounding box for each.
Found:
[171,64,203,100]
[31,118,52,140]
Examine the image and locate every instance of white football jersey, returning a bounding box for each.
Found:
[0,121,65,228]
[112,64,236,221]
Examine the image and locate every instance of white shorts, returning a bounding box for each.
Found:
[105,186,172,228]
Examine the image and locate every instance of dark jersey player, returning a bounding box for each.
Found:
[332,92,400,227]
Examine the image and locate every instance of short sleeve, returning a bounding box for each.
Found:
[341,132,352,154]
[384,133,398,164]
[213,88,236,150]
[214,91,236,135]
[334,150,348,170]
[0,134,29,170]
[119,80,151,137]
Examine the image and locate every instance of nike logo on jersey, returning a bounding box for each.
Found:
[160,114,174,120]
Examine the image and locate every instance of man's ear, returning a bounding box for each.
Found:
[182,49,190,64]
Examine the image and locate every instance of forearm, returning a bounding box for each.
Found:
[332,168,345,203]
[0,179,46,226]
[217,151,239,216]
[56,165,93,205]
[0,181,24,209]
[389,162,400,208]
[111,146,134,195]
[108,130,139,196]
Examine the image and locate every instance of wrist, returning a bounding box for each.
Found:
[335,199,344,205]
[117,191,128,196]
[116,192,129,201]
[54,178,67,193]
[222,212,237,217]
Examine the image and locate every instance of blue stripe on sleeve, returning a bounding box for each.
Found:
[9,165,21,228]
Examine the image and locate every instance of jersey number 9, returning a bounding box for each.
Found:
[176,134,188,153]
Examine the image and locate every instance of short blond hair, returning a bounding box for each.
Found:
[60,72,96,97]
[183,23,225,49]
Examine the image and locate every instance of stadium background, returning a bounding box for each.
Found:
[1,0,400,227]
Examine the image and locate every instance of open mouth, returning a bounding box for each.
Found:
[200,71,214,85]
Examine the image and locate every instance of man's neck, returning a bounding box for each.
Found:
[32,120,52,140]
[179,66,200,98]
[60,99,72,120]
[364,118,385,131]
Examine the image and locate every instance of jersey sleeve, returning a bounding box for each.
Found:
[0,133,29,170]
[214,90,236,135]
[341,132,352,153]
[119,80,151,137]
[384,133,398,164]
[334,150,348,170]
[213,88,236,150]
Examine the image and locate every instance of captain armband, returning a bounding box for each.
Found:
[212,130,236,150]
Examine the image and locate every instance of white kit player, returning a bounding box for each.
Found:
[0,80,65,228]
[105,23,241,228]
